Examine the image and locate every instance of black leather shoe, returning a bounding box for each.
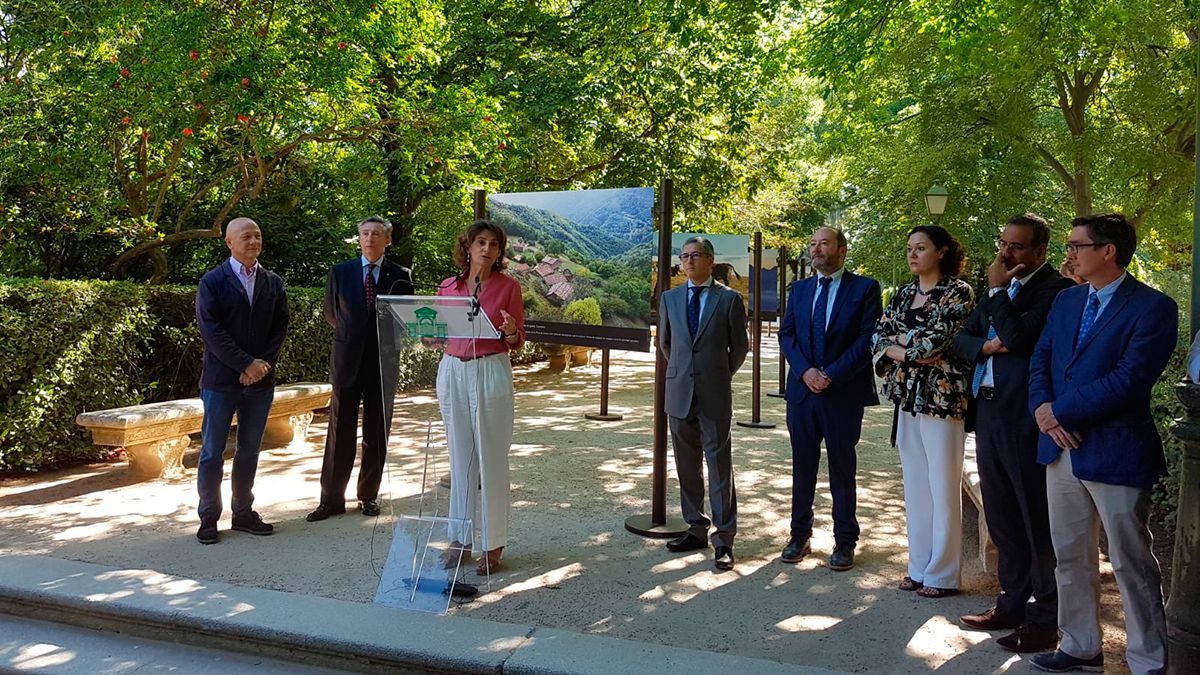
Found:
[231,510,273,536]
[360,500,380,517]
[1030,649,1103,672]
[714,546,735,571]
[305,504,346,522]
[828,543,855,571]
[780,537,811,564]
[666,533,708,553]
[960,606,1023,631]
[196,519,218,545]
[997,624,1059,653]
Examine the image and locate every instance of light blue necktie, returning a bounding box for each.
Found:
[971,278,1021,396]
[1076,291,1101,349]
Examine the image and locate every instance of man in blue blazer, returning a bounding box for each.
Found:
[307,216,414,522]
[195,217,290,544]
[778,227,881,571]
[1028,213,1176,674]
[659,236,749,571]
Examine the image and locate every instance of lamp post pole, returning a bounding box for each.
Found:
[1163,44,1200,675]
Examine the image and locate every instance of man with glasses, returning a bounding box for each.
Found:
[777,227,881,571]
[659,236,749,571]
[953,213,1073,652]
[1028,213,1176,674]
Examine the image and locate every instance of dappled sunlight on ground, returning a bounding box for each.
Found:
[0,341,1136,672]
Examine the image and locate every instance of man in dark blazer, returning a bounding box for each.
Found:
[307,216,414,521]
[953,213,1073,652]
[777,227,881,571]
[195,217,290,545]
[1028,213,1176,674]
[659,236,749,571]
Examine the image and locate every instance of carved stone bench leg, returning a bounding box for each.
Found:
[126,436,189,479]
[262,412,314,447]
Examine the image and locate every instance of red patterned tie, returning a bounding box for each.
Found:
[365,263,377,312]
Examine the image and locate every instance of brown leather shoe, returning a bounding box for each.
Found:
[960,606,1022,631]
[997,625,1059,653]
[476,547,504,575]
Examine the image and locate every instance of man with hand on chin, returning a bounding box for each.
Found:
[659,236,749,572]
[1028,213,1176,674]
[954,214,1072,653]
[308,216,414,522]
[195,217,290,545]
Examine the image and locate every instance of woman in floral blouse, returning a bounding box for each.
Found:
[872,225,974,599]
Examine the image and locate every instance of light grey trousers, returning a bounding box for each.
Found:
[1046,449,1167,675]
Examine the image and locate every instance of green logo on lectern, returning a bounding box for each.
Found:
[407,306,448,338]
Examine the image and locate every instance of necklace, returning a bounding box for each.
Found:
[914,284,935,296]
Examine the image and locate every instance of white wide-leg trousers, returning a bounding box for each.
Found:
[896,411,966,589]
[436,353,514,551]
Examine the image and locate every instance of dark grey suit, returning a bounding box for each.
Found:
[952,263,1073,628]
[318,256,414,508]
[659,281,749,547]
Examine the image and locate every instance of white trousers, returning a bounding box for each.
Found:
[1047,449,1167,675]
[896,411,965,589]
[436,353,514,551]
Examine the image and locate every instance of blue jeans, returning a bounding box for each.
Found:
[197,387,274,521]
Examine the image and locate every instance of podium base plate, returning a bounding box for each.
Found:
[737,420,777,429]
[624,514,688,538]
[585,413,624,421]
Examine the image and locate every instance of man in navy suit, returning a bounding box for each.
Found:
[1028,213,1176,674]
[954,213,1073,652]
[307,216,414,522]
[195,217,290,545]
[778,227,881,571]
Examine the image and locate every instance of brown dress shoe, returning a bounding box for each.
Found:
[960,607,1022,631]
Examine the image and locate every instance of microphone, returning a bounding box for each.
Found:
[469,275,482,319]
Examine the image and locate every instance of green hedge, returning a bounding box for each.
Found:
[0,278,557,473]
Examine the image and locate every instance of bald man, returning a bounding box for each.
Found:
[194,217,290,545]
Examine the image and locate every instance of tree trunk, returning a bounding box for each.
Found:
[383,147,423,271]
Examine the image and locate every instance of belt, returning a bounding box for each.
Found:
[978,386,996,401]
[453,352,500,363]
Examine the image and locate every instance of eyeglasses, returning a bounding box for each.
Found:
[1065,241,1107,254]
[679,252,711,262]
[995,239,1029,252]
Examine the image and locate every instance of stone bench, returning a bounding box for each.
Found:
[75,383,332,480]
[962,434,998,573]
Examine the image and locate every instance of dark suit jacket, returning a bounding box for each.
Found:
[659,282,749,420]
[325,257,414,385]
[1028,275,1177,488]
[196,260,289,391]
[778,270,882,407]
[953,264,1073,433]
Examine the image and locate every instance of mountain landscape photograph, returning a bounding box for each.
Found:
[488,188,655,348]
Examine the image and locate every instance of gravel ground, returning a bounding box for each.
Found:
[0,340,1135,673]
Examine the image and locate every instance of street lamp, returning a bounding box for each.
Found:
[925,183,949,217]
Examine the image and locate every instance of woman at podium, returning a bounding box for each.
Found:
[436,219,525,575]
